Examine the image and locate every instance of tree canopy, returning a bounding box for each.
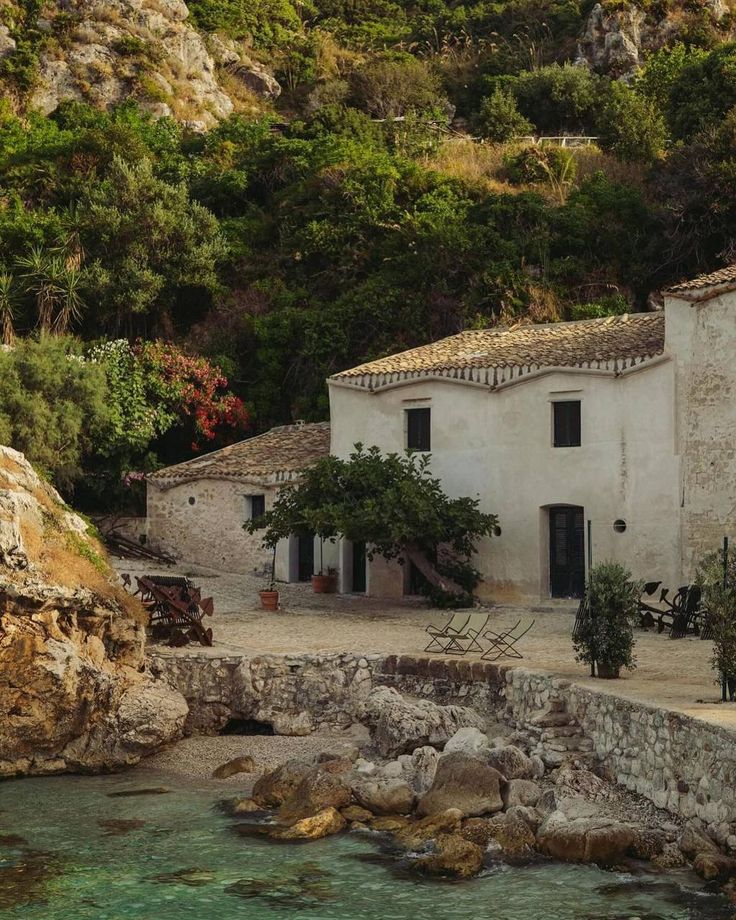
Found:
[250,444,499,603]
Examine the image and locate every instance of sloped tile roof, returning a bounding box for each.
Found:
[148,422,330,485]
[331,313,664,383]
[666,264,736,294]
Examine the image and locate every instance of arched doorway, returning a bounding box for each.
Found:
[548,505,585,598]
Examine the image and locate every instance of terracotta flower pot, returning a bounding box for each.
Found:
[311,574,337,594]
[259,590,279,611]
[596,662,620,679]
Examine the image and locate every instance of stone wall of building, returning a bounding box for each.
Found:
[151,650,736,842]
[147,478,279,575]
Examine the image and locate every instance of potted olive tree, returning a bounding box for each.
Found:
[259,546,279,611]
[573,562,641,679]
[696,549,736,700]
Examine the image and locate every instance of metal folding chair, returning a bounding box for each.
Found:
[425,612,471,654]
[440,612,490,656]
[481,619,535,661]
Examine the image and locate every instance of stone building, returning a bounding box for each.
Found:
[327,266,736,602]
[147,422,330,577]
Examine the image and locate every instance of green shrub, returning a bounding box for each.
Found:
[477,87,533,142]
[572,562,641,675]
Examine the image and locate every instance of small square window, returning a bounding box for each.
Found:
[406,407,431,452]
[247,494,266,523]
[553,401,581,448]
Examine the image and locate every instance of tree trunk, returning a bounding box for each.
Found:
[403,544,466,597]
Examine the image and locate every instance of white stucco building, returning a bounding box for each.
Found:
[328,266,736,603]
[147,422,330,579]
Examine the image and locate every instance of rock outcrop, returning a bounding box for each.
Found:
[357,686,486,757]
[0,445,187,776]
[576,0,731,78]
[3,0,281,127]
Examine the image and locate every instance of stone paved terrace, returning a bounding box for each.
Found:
[114,558,736,732]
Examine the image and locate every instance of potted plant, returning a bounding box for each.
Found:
[573,562,641,679]
[259,547,279,611]
[311,539,338,593]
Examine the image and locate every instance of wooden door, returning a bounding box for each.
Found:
[351,541,367,593]
[549,506,585,598]
[297,532,314,582]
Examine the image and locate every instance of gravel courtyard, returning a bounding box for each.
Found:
[114,557,736,731]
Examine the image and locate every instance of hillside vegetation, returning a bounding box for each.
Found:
[0,0,736,507]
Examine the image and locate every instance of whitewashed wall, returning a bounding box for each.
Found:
[329,358,680,602]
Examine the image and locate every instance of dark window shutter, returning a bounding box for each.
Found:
[553,401,581,448]
[250,494,266,521]
[407,407,431,451]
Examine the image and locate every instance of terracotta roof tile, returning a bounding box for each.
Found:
[666,264,736,294]
[331,313,664,382]
[148,422,330,485]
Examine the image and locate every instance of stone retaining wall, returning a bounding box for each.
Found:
[150,650,736,841]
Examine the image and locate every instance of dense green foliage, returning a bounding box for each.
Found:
[573,562,642,676]
[0,335,247,503]
[249,444,498,604]
[697,549,736,690]
[0,0,735,502]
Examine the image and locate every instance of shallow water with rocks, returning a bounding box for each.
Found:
[0,773,732,920]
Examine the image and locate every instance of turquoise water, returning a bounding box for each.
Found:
[0,773,732,920]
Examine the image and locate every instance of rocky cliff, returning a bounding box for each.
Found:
[0,0,281,128]
[0,444,187,776]
[577,0,731,77]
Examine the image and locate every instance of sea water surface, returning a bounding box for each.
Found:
[0,772,732,920]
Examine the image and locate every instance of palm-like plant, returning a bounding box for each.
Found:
[16,246,86,333]
[16,247,59,331]
[0,271,18,346]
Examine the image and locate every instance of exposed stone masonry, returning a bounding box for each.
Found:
[152,649,736,847]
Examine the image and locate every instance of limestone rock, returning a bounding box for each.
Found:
[270,807,346,841]
[252,759,315,808]
[27,0,234,128]
[341,804,374,823]
[0,25,15,60]
[485,812,537,859]
[693,851,736,882]
[555,764,609,800]
[537,811,635,866]
[395,809,464,850]
[629,827,667,861]
[679,822,720,860]
[576,3,645,76]
[271,711,313,736]
[0,445,186,776]
[409,745,439,794]
[503,779,541,809]
[417,752,504,818]
[415,833,484,878]
[233,63,281,99]
[653,841,686,870]
[506,805,543,833]
[444,727,491,758]
[357,687,485,757]
[576,0,729,79]
[352,777,415,816]
[229,798,262,815]
[486,745,534,781]
[213,756,257,779]
[368,815,411,833]
[278,769,351,823]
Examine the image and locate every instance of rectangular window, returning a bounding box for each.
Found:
[553,401,581,448]
[406,407,431,452]
[247,494,266,524]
